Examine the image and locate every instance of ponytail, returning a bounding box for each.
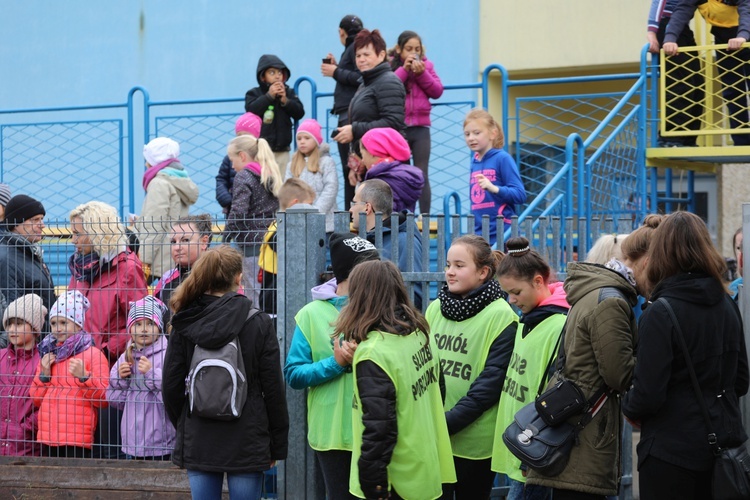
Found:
[228,135,282,196]
[255,138,282,196]
[169,245,243,314]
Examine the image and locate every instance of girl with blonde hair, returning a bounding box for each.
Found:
[226,135,282,306]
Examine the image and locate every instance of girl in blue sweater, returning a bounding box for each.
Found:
[464,109,526,246]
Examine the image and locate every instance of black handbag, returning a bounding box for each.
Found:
[658,298,750,500]
[502,321,610,476]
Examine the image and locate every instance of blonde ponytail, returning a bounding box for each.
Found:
[255,138,282,196]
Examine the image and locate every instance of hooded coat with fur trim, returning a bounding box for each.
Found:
[526,262,637,496]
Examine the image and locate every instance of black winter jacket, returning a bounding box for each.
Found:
[332,36,361,115]
[162,292,289,472]
[0,230,56,318]
[348,61,406,144]
[623,273,749,471]
[215,154,235,211]
[244,54,305,152]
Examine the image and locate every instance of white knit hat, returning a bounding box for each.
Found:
[2,293,47,332]
[143,137,180,167]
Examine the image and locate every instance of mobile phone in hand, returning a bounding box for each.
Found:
[323,58,332,64]
[331,129,340,138]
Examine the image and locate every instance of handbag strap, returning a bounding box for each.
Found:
[542,317,612,427]
[537,319,566,397]
[656,297,721,454]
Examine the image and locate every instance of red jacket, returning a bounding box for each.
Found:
[68,251,148,363]
[394,57,444,127]
[0,345,40,456]
[30,345,109,448]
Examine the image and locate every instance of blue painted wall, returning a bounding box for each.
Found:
[1,1,478,108]
[0,1,480,219]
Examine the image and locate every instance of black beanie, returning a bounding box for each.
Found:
[329,232,379,283]
[3,195,45,231]
[339,14,363,37]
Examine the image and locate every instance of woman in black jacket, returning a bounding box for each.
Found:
[321,14,364,208]
[623,212,749,500]
[333,29,406,189]
[162,245,289,500]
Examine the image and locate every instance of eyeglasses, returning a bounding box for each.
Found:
[350,200,367,209]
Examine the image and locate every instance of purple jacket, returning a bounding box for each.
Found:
[107,335,175,457]
[0,345,40,456]
[394,57,444,127]
[365,160,425,213]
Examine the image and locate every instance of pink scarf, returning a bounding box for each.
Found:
[143,158,178,191]
[243,161,263,176]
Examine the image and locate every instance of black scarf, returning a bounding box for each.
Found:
[437,279,506,322]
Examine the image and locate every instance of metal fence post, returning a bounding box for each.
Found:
[277,205,327,500]
[741,203,750,437]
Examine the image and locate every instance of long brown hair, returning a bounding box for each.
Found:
[169,245,243,313]
[333,260,429,344]
[645,211,727,289]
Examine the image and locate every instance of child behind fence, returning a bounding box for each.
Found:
[0,294,46,456]
[225,135,282,307]
[30,291,109,458]
[107,296,175,460]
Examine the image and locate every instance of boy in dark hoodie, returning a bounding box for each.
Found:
[244,55,305,176]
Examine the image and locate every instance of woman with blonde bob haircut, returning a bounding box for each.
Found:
[68,201,148,362]
[623,212,749,500]
[334,260,455,499]
[163,245,288,500]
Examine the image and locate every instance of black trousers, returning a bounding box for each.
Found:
[638,455,711,500]
[315,449,357,500]
[336,112,356,209]
[712,25,750,145]
[406,125,432,214]
[440,456,496,500]
[657,17,703,145]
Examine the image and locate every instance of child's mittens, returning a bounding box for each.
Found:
[137,356,152,375]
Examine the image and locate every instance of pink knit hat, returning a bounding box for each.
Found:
[361,128,411,162]
[235,112,262,138]
[296,119,323,146]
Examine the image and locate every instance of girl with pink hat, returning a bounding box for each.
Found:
[285,119,338,233]
[216,113,263,215]
[360,128,424,213]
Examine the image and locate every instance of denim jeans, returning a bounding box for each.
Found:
[508,478,552,500]
[186,469,263,500]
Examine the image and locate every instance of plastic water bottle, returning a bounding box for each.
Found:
[263,105,274,124]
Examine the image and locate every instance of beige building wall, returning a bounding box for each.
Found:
[479,0,651,75]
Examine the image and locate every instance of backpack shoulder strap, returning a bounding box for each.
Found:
[246,307,262,323]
